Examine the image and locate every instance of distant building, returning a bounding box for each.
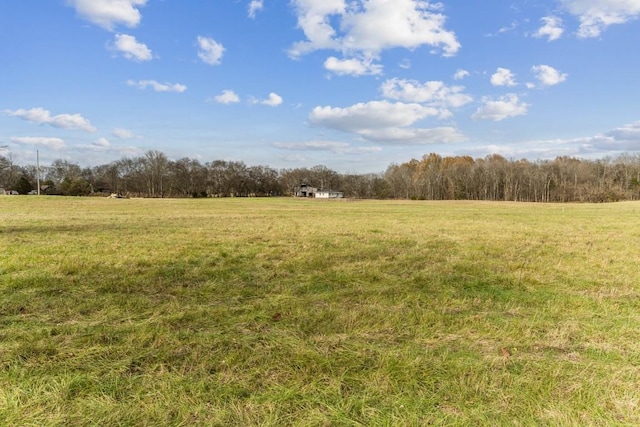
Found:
[316,190,344,199]
[294,184,343,198]
[294,184,317,198]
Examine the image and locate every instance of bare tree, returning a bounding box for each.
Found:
[143,150,169,197]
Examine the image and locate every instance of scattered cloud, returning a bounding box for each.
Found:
[324,56,382,76]
[275,140,349,151]
[289,0,460,75]
[9,136,67,150]
[340,0,459,55]
[346,146,384,153]
[274,140,382,154]
[111,33,153,61]
[491,67,517,87]
[256,92,283,107]
[472,94,529,121]
[499,21,519,34]
[280,153,308,163]
[357,126,466,144]
[67,0,147,31]
[606,120,640,143]
[308,100,465,144]
[531,64,568,87]
[534,16,564,41]
[569,120,640,153]
[112,128,138,139]
[126,79,187,92]
[380,78,473,110]
[248,0,264,19]
[561,0,640,38]
[485,20,519,37]
[5,107,97,132]
[464,121,640,159]
[453,69,469,80]
[460,141,576,160]
[93,137,111,147]
[310,101,439,133]
[76,139,142,155]
[117,145,143,155]
[16,1,637,168]
[213,90,241,104]
[197,36,225,65]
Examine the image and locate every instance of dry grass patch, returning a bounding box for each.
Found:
[2,197,640,425]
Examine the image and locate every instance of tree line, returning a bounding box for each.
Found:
[2,150,640,202]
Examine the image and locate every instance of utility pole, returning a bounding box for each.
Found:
[0,145,9,190]
[37,150,41,195]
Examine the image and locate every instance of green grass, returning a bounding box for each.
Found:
[1,197,640,426]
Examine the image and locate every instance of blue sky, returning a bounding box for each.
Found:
[1,0,640,173]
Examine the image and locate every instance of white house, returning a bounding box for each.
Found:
[295,184,343,198]
[316,190,344,199]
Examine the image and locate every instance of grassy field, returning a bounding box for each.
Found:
[1,196,640,426]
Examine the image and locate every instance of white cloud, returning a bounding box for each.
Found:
[310,100,439,132]
[561,0,640,38]
[498,21,519,34]
[534,16,564,41]
[472,94,529,121]
[10,136,66,150]
[531,65,568,86]
[606,120,640,143]
[213,90,241,104]
[576,120,640,153]
[288,0,346,55]
[399,59,411,69]
[67,0,147,31]
[289,0,460,74]
[345,146,384,153]
[112,33,153,61]
[118,146,143,156]
[5,107,97,132]
[258,93,283,107]
[93,137,111,147]
[308,100,465,144]
[461,142,576,160]
[280,153,308,163]
[197,36,225,65]
[380,78,473,109]
[76,139,142,155]
[323,56,382,76]
[248,0,264,18]
[127,79,187,93]
[340,0,460,55]
[274,140,382,154]
[275,140,349,151]
[467,121,640,159]
[453,69,469,80]
[490,67,517,87]
[359,127,467,144]
[112,128,137,139]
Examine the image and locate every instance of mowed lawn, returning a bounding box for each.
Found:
[1,197,640,426]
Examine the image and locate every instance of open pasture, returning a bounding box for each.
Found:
[1,197,640,425]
